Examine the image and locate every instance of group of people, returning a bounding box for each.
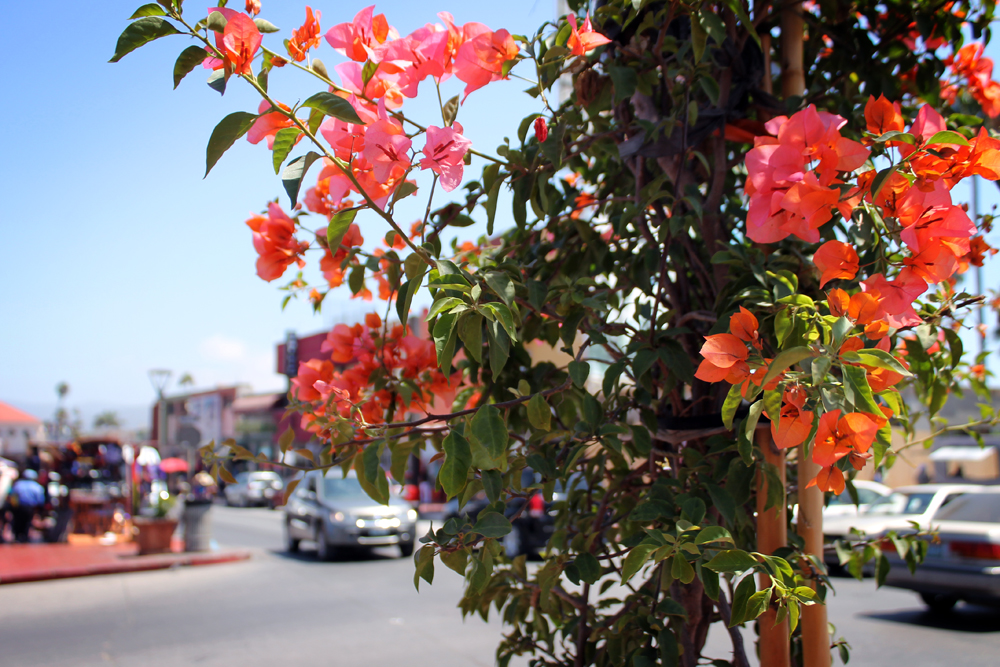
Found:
[0,469,47,543]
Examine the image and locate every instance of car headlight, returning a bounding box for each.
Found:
[407,509,418,522]
[330,511,345,522]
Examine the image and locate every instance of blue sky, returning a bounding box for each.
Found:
[1,1,998,427]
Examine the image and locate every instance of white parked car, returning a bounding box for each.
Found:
[224,471,284,508]
[884,487,1000,612]
[823,480,891,520]
[823,483,985,567]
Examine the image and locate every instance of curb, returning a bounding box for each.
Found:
[0,550,252,585]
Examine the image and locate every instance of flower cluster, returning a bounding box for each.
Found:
[246,202,310,281]
[291,313,464,429]
[943,42,1000,118]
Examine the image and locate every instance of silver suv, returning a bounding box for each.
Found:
[283,470,417,560]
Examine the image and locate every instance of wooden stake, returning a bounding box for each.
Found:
[781,1,831,664]
[756,429,789,667]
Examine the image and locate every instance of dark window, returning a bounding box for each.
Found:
[934,493,1000,523]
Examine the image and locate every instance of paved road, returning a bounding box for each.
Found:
[1,506,998,666]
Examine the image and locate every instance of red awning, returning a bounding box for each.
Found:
[159,457,189,473]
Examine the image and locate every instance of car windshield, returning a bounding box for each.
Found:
[829,487,881,506]
[934,493,1000,523]
[864,492,934,515]
[322,476,369,499]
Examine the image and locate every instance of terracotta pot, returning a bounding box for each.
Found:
[134,517,178,555]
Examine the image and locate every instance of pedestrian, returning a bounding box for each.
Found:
[10,469,46,543]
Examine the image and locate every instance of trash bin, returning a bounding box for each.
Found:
[183,499,213,552]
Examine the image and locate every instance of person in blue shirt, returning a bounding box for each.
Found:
[10,469,46,543]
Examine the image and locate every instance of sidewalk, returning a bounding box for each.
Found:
[0,538,250,585]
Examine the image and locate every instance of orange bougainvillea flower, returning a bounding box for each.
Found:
[770,385,815,450]
[809,465,846,495]
[848,292,881,325]
[287,7,323,62]
[814,240,860,287]
[807,409,879,493]
[729,307,761,349]
[694,333,749,383]
[864,320,890,340]
[567,14,611,56]
[864,94,905,137]
[828,288,850,317]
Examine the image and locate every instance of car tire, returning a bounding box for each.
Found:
[315,525,334,562]
[399,540,415,558]
[920,592,957,614]
[503,523,524,559]
[285,522,300,553]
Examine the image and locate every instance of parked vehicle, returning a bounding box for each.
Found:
[224,471,284,508]
[443,471,588,558]
[283,470,417,560]
[823,480,891,519]
[823,483,984,568]
[884,488,1000,612]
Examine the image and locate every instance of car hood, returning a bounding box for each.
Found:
[824,513,929,538]
[321,496,410,515]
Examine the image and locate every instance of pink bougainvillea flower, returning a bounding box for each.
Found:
[361,101,412,184]
[325,5,395,62]
[453,28,519,98]
[219,11,262,75]
[335,61,405,109]
[247,100,297,149]
[567,14,611,56]
[419,122,472,191]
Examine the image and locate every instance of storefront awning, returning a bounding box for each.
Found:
[929,446,996,462]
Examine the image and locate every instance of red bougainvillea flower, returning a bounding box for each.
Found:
[534,117,548,143]
[814,240,859,287]
[325,5,394,62]
[219,11,262,75]
[770,385,815,450]
[567,14,611,56]
[828,288,850,317]
[847,291,881,325]
[453,27,519,98]
[246,202,309,282]
[811,466,846,495]
[291,359,334,401]
[694,333,749,383]
[247,100,297,149]
[287,7,322,62]
[861,272,927,327]
[419,122,473,191]
[808,410,879,492]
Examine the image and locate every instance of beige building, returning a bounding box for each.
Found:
[0,401,46,460]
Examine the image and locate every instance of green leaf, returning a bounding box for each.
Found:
[206,69,227,95]
[694,525,733,545]
[690,11,707,62]
[486,175,504,236]
[728,572,756,625]
[744,589,771,622]
[926,130,970,146]
[206,10,228,32]
[254,18,281,33]
[607,65,637,104]
[621,542,658,583]
[703,549,758,573]
[326,207,358,252]
[870,164,901,200]
[744,400,766,443]
[471,405,508,460]
[354,447,389,505]
[173,45,208,89]
[723,0,761,47]
[672,555,696,584]
[481,469,502,503]
[575,552,601,585]
[130,3,167,18]
[109,16,180,62]
[633,348,658,379]
[853,349,913,377]
[433,312,459,376]
[271,127,302,174]
[442,94,460,126]
[842,364,882,414]
[362,441,381,485]
[473,511,512,538]
[875,130,916,145]
[280,151,322,206]
[705,484,736,526]
[721,383,743,430]
[426,296,465,321]
[301,92,364,124]
[457,313,484,363]
[527,393,551,431]
[761,346,814,387]
[482,303,517,341]
[439,432,471,498]
[397,272,425,330]
[205,111,258,177]
[413,544,435,590]
[486,320,510,376]
[484,272,516,306]
[568,361,590,388]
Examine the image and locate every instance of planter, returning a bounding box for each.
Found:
[183,500,213,552]
[133,517,178,555]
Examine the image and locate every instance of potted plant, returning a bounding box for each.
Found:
[133,492,177,555]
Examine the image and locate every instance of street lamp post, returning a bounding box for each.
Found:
[147,369,172,451]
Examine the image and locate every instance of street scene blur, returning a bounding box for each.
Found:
[8,1,1000,667]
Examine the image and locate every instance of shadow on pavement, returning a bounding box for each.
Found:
[862,604,1000,633]
[268,546,402,564]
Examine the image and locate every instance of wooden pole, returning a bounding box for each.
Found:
[780,1,831,665]
[756,429,789,667]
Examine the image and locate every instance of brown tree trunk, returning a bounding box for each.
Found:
[756,429,789,667]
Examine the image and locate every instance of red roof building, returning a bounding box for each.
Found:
[0,401,45,459]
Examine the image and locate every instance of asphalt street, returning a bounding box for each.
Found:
[1,506,998,666]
